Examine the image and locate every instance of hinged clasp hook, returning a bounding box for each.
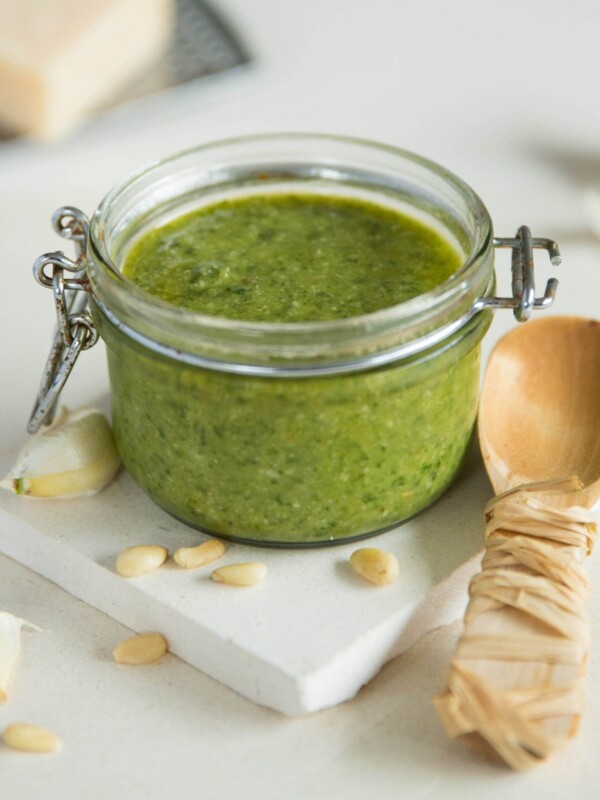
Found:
[28,207,98,434]
[484,226,561,322]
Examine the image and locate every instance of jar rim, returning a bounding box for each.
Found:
[87,133,494,370]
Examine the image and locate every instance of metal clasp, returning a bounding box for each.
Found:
[28,207,98,434]
[484,225,561,322]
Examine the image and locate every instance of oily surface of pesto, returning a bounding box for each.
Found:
[122,194,461,322]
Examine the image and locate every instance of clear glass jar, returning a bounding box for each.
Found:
[30,134,561,546]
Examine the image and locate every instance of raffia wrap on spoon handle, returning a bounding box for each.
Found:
[433,479,598,771]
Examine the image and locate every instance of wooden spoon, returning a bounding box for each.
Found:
[480,316,600,508]
[434,315,600,770]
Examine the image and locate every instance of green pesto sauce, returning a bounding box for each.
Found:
[102,192,483,545]
[122,194,461,322]
[102,329,482,544]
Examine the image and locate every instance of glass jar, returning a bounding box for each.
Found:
[29,134,561,546]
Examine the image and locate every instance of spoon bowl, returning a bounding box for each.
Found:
[479,316,600,508]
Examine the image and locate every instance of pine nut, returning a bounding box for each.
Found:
[115,545,168,578]
[211,562,267,587]
[112,633,168,664]
[173,539,225,569]
[3,723,61,753]
[350,548,399,586]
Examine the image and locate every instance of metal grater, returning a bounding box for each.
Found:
[111,0,251,105]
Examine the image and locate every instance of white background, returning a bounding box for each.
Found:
[1,0,599,797]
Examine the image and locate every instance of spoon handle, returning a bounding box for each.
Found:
[433,480,598,771]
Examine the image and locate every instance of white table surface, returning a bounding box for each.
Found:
[1,0,600,797]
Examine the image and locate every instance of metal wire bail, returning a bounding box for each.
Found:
[28,207,98,434]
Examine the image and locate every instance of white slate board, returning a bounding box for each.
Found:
[0,445,488,716]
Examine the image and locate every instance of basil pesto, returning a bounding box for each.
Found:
[122,194,461,321]
[99,192,483,545]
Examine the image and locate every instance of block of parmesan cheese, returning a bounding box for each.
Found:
[0,0,174,139]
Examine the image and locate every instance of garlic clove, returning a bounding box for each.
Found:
[0,611,42,702]
[1,407,120,499]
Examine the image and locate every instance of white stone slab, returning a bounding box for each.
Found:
[0,78,499,715]
[0,445,488,716]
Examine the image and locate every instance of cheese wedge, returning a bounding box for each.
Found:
[0,0,174,139]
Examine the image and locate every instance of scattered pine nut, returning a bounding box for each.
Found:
[3,723,61,753]
[115,545,168,578]
[173,539,225,569]
[212,562,267,587]
[350,548,399,586]
[112,633,168,665]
